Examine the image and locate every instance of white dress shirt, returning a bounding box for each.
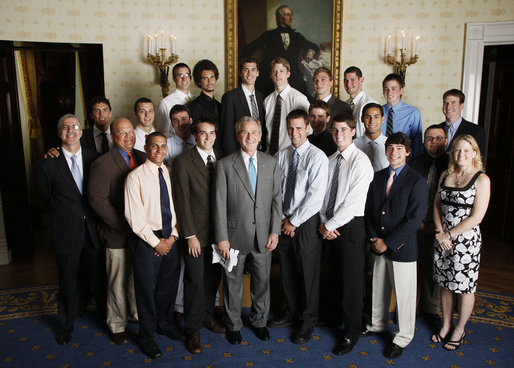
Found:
[62,146,83,177]
[157,89,194,137]
[320,143,374,231]
[164,135,196,166]
[195,145,216,165]
[345,90,377,137]
[124,159,179,247]
[241,84,258,118]
[354,134,389,172]
[241,150,258,174]
[134,126,155,152]
[93,125,113,152]
[278,140,329,227]
[264,84,310,153]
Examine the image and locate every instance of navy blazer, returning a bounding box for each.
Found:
[365,164,428,262]
[221,87,266,154]
[439,119,486,156]
[36,148,101,255]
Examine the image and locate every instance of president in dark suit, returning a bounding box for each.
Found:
[221,57,266,153]
[242,5,319,96]
[214,116,282,345]
[36,114,106,345]
[172,118,226,354]
[88,118,146,345]
[364,132,427,359]
[438,89,486,156]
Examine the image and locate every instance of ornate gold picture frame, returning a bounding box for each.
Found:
[225,0,343,98]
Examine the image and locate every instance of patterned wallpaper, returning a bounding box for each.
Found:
[1,0,513,128]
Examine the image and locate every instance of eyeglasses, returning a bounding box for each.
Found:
[61,124,80,132]
[425,136,446,142]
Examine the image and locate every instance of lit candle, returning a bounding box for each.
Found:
[160,30,164,50]
[415,35,420,55]
[154,33,158,54]
[387,34,391,55]
[401,30,405,51]
[147,35,150,55]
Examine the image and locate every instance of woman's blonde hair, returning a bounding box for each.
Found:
[447,134,484,174]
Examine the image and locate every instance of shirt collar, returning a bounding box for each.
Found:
[338,142,356,160]
[241,84,255,96]
[290,139,311,156]
[196,145,215,161]
[275,84,292,98]
[446,117,462,131]
[93,124,110,137]
[388,162,407,177]
[321,94,332,103]
[62,146,82,159]
[363,133,387,143]
[144,158,165,174]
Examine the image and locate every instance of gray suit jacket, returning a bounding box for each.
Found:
[214,150,282,254]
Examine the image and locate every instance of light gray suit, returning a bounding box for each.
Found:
[214,150,281,331]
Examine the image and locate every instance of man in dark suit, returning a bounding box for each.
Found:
[312,67,352,121]
[438,89,486,156]
[242,5,319,96]
[88,118,146,345]
[36,114,106,345]
[221,57,266,153]
[214,116,282,345]
[81,96,114,154]
[364,132,428,359]
[172,118,225,354]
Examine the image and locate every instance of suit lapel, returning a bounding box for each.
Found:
[237,88,251,116]
[191,148,209,180]
[233,153,255,201]
[112,149,129,171]
[386,166,410,201]
[57,153,82,196]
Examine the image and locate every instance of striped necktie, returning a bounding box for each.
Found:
[386,108,394,137]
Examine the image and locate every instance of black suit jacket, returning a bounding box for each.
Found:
[365,165,428,262]
[327,95,352,121]
[88,148,147,249]
[221,87,266,153]
[80,128,97,153]
[439,119,486,156]
[36,148,101,255]
[172,147,224,247]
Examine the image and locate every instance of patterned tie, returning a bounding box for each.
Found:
[185,96,192,104]
[269,95,282,156]
[206,154,214,176]
[349,98,355,111]
[283,149,299,214]
[386,170,395,197]
[100,132,109,153]
[158,167,172,238]
[326,154,343,219]
[127,152,137,169]
[248,157,257,195]
[386,108,394,137]
[424,160,437,223]
[249,94,259,120]
[70,154,82,194]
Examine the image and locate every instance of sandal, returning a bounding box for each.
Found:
[430,333,445,343]
[443,331,466,351]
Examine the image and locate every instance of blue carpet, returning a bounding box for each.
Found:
[1,285,513,367]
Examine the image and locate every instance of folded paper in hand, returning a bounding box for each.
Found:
[211,244,239,272]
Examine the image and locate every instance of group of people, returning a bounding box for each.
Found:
[37,46,490,361]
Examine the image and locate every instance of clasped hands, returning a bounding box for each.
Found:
[154,236,176,256]
[435,231,454,250]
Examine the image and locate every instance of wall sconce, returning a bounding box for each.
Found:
[385,31,420,82]
[147,31,179,97]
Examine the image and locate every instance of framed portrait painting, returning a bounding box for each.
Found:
[225,0,343,98]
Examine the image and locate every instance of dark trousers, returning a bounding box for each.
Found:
[55,223,106,331]
[325,216,366,340]
[132,233,181,343]
[183,241,222,335]
[278,214,322,329]
[417,230,441,314]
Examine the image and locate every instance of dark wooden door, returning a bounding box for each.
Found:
[479,45,514,240]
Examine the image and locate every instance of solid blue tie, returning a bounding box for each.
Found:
[283,149,298,213]
[158,167,172,238]
[70,155,82,194]
[249,157,257,195]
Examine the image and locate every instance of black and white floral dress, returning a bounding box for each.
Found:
[433,172,482,294]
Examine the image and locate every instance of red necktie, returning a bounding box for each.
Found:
[127,152,137,169]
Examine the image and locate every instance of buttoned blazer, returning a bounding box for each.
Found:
[88,148,146,249]
[438,119,486,156]
[36,148,101,255]
[172,147,224,247]
[214,151,282,254]
[365,165,428,262]
[221,87,266,153]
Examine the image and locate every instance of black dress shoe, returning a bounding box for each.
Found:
[333,337,357,355]
[268,313,293,328]
[186,331,202,354]
[56,328,72,345]
[112,331,129,345]
[226,330,242,345]
[141,340,162,359]
[157,326,185,342]
[384,343,404,358]
[252,326,270,341]
[292,325,313,344]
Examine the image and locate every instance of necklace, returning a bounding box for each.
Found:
[455,168,472,186]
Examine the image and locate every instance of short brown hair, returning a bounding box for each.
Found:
[270,57,290,72]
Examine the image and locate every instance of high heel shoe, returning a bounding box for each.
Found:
[431,325,453,343]
[443,331,466,351]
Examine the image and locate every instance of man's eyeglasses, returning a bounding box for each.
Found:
[425,136,446,142]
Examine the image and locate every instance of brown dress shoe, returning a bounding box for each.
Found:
[186,332,202,354]
[112,331,129,345]
[203,319,226,333]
